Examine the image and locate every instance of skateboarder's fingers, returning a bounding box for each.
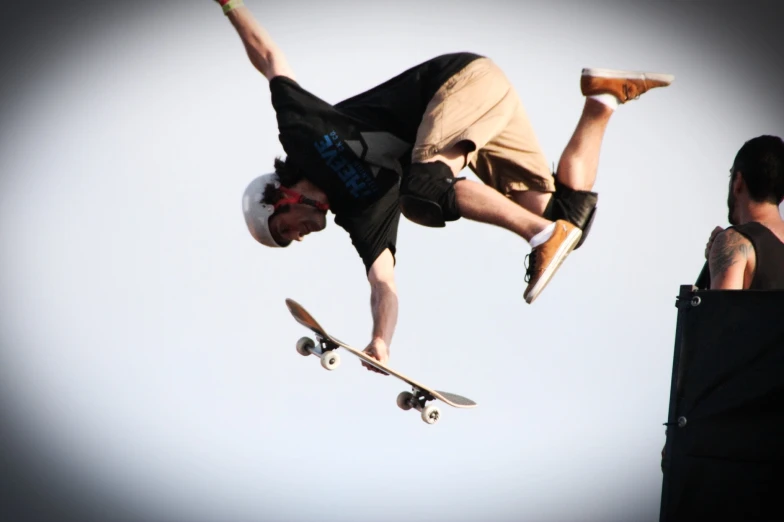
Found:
[367,365,384,374]
[362,361,388,375]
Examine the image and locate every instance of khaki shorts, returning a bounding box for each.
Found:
[411,57,555,194]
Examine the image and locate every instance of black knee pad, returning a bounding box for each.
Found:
[399,161,463,227]
[543,177,598,249]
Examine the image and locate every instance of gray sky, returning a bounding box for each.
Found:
[1,1,783,521]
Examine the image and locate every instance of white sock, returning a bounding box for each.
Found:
[589,93,619,110]
[530,222,555,249]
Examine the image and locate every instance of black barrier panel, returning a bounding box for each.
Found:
[660,287,784,522]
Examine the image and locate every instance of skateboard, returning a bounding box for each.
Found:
[285,298,477,425]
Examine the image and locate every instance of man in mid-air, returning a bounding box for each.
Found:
[216,0,674,372]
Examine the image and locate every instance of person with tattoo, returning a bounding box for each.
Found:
[703,135,784,290]
[665,135,784,469]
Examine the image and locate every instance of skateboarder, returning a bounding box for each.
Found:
[217,0,674,372]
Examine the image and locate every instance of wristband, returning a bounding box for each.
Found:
[220,0,244,14]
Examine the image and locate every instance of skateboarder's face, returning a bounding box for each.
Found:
[270,204,327,243]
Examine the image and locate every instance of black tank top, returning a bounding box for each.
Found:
[732,222,784,290]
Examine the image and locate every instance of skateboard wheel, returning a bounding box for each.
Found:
[396,391,414,411]
[421,405,440,425]
[296,337,314,357]
[320,351,340,370]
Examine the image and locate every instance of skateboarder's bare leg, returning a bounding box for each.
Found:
[453,179,551,241]
[509,189,551,218]
[505,99,613,217]
[553,98,614,192]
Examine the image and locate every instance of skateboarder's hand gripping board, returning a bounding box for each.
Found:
[362,339,390,375]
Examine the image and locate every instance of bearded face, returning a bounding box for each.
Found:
[727,168,740,225]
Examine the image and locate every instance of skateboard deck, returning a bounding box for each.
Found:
[285,298,476,424]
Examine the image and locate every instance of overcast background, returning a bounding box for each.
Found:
[1,1,783,521]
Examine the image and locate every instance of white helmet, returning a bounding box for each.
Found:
[242,173,290,248]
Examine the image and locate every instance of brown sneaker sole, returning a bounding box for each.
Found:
[581,68,674,102]
[524,227,582,304]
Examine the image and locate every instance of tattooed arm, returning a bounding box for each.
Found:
[708,228,754,289]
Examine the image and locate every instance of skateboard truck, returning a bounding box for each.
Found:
[296,335,341,370]
[396,388,441,425]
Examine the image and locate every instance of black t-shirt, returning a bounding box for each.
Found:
[695,222,784,290]
[269,52,482,272]
[733,222,784,290]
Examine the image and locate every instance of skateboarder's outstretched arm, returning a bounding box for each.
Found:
[215,0,295,82]
[361,249,398,374]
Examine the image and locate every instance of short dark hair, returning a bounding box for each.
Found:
[732,135,784,204]
[262,157,305,211]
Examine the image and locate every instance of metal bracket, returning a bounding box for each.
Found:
[316,335,339,355]
[411,387,435,409]
[674,285,704,309]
